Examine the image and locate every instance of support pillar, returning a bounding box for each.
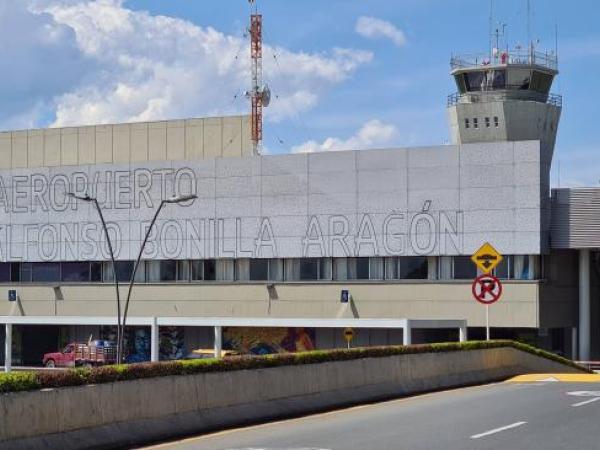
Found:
[572,327,578,360]
[4,324,11,373]
[459,326,467,343]
[403,322,412,346]
[579,249,591,361]
[214,326,222,359]
[150,317,159,363]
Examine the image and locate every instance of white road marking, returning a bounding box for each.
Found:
[470,421,527,439]
[572,397,600,408]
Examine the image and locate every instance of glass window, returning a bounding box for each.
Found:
[91,262,103,282]
[465,71,486,91]
[216,260,234,281]
[268,259,284,281]
[319,258,332,281]
[0,263,10,282]
[514,255,538,280]
[384,257,398,280]
[494,256,513,279]
[494,116,499,127]
[31,263,60,282]
[61,262,90,282]
[369,257,384,280]
[191,260,204,281]
[491,69,506,89]
[473,118,479,129]
[21,263,32,282]
[177,261,190,281]
[333,258,347,280]
[530,71,552,94]
[485,117,490,128]
[465,118,470,129]
[454,74,467,93]
[103,261,138,283]
[299,259,319,280]
[345,258,370,280]
[10,262,20,282]
[400,257,428,279]
[204,260,216,281]
[158,261,176,281]
[453,256,477,280]
[249,259,268,281]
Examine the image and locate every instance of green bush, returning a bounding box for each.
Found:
[0,340,589,394]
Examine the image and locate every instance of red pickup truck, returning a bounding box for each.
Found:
[43,340,117,368]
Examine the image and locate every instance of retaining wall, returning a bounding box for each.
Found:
[0,347,583,449]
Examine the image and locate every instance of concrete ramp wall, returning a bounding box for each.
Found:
[0,347,583,450]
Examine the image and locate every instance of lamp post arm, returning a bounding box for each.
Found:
[119,200,167,362]
[91,199,122,364]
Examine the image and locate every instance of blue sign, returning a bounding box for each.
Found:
[8,290,17,302]
[340,289,349,303]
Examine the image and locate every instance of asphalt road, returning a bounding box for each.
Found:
[140,380,600,450]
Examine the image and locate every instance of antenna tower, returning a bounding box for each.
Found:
[249,0,263,155]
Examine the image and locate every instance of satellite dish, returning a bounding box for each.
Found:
[261,84,271,107]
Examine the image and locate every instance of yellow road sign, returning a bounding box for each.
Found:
[471,242,503,274]
[344,328,354,342]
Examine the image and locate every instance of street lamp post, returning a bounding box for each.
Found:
[118,194,197,363]
[67,193,123,364]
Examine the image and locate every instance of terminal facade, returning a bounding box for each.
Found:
[1,49,598,366]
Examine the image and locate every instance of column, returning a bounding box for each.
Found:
[150,318,159,363]
[403,321,412,346]
[4,324,12,373]
[579,249,591,361]
[214,326,223,359]
[459,326,467,343]
[572,327,578,360]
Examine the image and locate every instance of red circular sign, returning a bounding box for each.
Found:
[471,274,503,305]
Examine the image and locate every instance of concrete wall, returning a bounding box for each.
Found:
[0,280,542,328]
[0,347,583,450]
[0,116,252,169]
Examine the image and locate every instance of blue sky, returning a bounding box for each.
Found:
[2,0,599,185]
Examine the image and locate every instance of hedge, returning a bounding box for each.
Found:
[0,340,589,394]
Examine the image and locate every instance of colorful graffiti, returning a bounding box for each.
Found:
[223,327,315,355]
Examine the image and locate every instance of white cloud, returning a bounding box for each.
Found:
[0,0,373,129]
[355,16,407,47]
[291,119,398,153]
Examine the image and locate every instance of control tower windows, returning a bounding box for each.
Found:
[465,118,470,129]
[530,71,552,94]
[494,116,499,127]
[463,69,506,91]
[473,118,479,129]
[485,117,490,128]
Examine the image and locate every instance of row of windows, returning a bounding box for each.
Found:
[0,255,538,284]
[465,116,500,129]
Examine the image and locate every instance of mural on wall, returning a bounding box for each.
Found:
[101,325,151,363]
[159,326,185,360]
[224,327,315,354]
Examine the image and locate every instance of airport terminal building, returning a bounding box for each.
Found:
[1,50,599,366]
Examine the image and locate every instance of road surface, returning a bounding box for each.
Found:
[139,377,600,450]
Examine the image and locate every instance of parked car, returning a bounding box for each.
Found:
[43,340,117,368]
[185,348,240,360]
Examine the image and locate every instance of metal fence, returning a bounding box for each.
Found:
[447,91,562,108]
[450,50,558,71]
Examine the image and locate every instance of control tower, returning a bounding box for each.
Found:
[447,46,562,249]
[447,47,561,163]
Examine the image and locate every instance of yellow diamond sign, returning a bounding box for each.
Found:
[471,242,503,274]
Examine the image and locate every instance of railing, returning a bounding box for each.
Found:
[447,91,562,107]
[451,49,558,71]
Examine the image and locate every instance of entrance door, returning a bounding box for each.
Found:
[21,325,60,366]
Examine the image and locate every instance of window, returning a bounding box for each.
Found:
[216,260,234,281]
[191,260,204,280]
[204,260,216,281]
[400,257,428,279]
[384,257,399,280]
[494,256,513,279]
[177,261,190,281]
[494,116,499,127]
[31,263,60,282]
[485,117,490,128]
[61,262,90,282]
[10,262,20,282]
[103,261,141,283]
[0,263,10,282]
[465,118,470,129]
[249,259,269,280]
[146,260,176,282]
[473,118,479,129]
[91,262,103,282]
[453,256,477,280]
[464,71,486,91]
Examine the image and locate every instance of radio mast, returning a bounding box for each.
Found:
[247,0,270,155]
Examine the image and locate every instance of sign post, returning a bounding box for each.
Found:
[471,243,504,341]
[343,328,354,350]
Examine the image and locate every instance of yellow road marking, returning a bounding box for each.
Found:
[506,374,600,383]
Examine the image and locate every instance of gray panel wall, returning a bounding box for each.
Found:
[0,141,543,262]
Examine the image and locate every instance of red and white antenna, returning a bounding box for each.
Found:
[247,0,270,155]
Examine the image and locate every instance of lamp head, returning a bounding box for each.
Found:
[67,192,93,202]
[166,194,197,204]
